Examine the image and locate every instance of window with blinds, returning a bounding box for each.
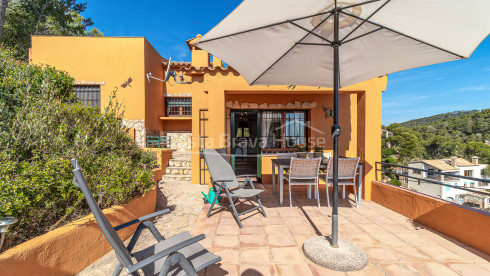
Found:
[74,85,101,109]
[261,111,307,150]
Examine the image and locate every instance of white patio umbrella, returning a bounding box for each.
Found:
[195,0,490,271]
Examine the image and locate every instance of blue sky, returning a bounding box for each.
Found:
[82,0,490,125]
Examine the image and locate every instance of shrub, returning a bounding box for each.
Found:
[0,50,156,249]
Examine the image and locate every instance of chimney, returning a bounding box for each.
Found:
[472,156,479,165]
[451,156,457,167]
[212,55,223,67]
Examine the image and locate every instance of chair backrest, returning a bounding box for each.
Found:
[277,152,297,159]
[202,148,239,189]
[289,157,322,178]
[70,159,133,268]
[327,157,360,179]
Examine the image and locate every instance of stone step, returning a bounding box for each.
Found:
[168,159,191,167]
[165,167,191,175]
[162,174,191,182]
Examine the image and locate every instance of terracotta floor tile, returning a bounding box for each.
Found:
[240,226,265,236]
[241,247,272,263]
[278,208,303,218]
[411,263,460,276]
[275,264,313,276]
[292,234,317,247]
[267,235,296,247]
[343,234,380,247]
[339,224,365,235]
[216,224,241,236]
[219,217,239,225]
[379,263,422,276]
[270,247,306,263]
[391,245,434,262]
[348,263,385,276]
[262,216,285,225]
[367,216,395,225]
[447,263,490,276]
[200,234,215,249]
[356,224,391,236]
[264,225,291,236]
[344,216,372,225]
[308,263,348,276]
[287,224,316,235]
[241,215,264,227]
[213,235,240,248]
[204,263,240,276]
[380,223,413,234]
[370,233,409,246]
[283,217,308,226]
[241,264,276,276]
[364,247,401,263]
[212,247,240,264]
[240,235,268,247]
[395,233,438,247]
[418,245,466,262]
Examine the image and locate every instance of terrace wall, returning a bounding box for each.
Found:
[371,180,490,255]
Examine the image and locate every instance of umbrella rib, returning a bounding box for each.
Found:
[288,20,333,44]
[250,12,334,85]
[340,11,466,59]
[343,27,383,44]
[341,0,391,43]
[197,10,333,44]
[341,0,383,10]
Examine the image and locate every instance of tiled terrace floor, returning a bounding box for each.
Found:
[191,184,490,276]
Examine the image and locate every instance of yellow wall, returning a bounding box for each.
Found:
[144,40,166,130]
[30,36,158,124]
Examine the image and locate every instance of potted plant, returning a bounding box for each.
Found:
[295,144,308,158]
[313,146,324,159]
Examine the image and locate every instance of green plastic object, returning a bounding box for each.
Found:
[202,187,219,204]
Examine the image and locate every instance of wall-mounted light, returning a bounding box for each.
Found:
[322,106,334,119]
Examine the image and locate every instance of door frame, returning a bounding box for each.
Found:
[230,109,262,181]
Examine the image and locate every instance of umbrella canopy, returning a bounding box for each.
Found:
[196,0,490,88]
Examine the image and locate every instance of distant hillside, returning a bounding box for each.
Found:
[383,109,490,167]
[401,110,479,128]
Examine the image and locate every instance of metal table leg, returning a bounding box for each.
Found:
[279,165,284,205]
[272,162,276,194]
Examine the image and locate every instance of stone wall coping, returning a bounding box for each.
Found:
[0,187,157,275]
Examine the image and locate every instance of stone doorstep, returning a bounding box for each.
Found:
[165,167,191,175]
[162,174,191,181]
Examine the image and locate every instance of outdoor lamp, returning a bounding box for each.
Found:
[0,216,17,251]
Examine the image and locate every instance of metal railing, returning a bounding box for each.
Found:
[375,162,490,197]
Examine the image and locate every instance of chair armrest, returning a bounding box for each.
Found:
[127,234,205,274]
[114,209,170,231]
[211,179,234,184]
[239,177,255,189]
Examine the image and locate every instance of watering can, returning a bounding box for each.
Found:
[201,187,219,204]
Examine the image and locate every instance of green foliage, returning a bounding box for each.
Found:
[2,0,96,59]
[0,51,156,249]
[382,109,490,166]
[401,110,479,128]
[389,178,402,187]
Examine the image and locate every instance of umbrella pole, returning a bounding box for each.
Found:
[331,4,340,248]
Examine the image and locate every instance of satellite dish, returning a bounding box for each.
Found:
[164,57,173,82]
[145,57,191,85]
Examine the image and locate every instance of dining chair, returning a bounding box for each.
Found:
[324,157,360,208]
[284,157,322,208]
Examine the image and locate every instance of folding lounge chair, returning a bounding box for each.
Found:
[202,148,267,229]
[71,158,220,276]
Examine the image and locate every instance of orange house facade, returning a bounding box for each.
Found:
[29,35,386,200]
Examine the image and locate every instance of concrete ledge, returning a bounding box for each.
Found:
[0,187,157,276]
[371,181,490,255]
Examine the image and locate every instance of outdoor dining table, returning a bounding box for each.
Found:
[271,158,364,206]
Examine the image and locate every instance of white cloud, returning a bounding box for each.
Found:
[457,85,490,92]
